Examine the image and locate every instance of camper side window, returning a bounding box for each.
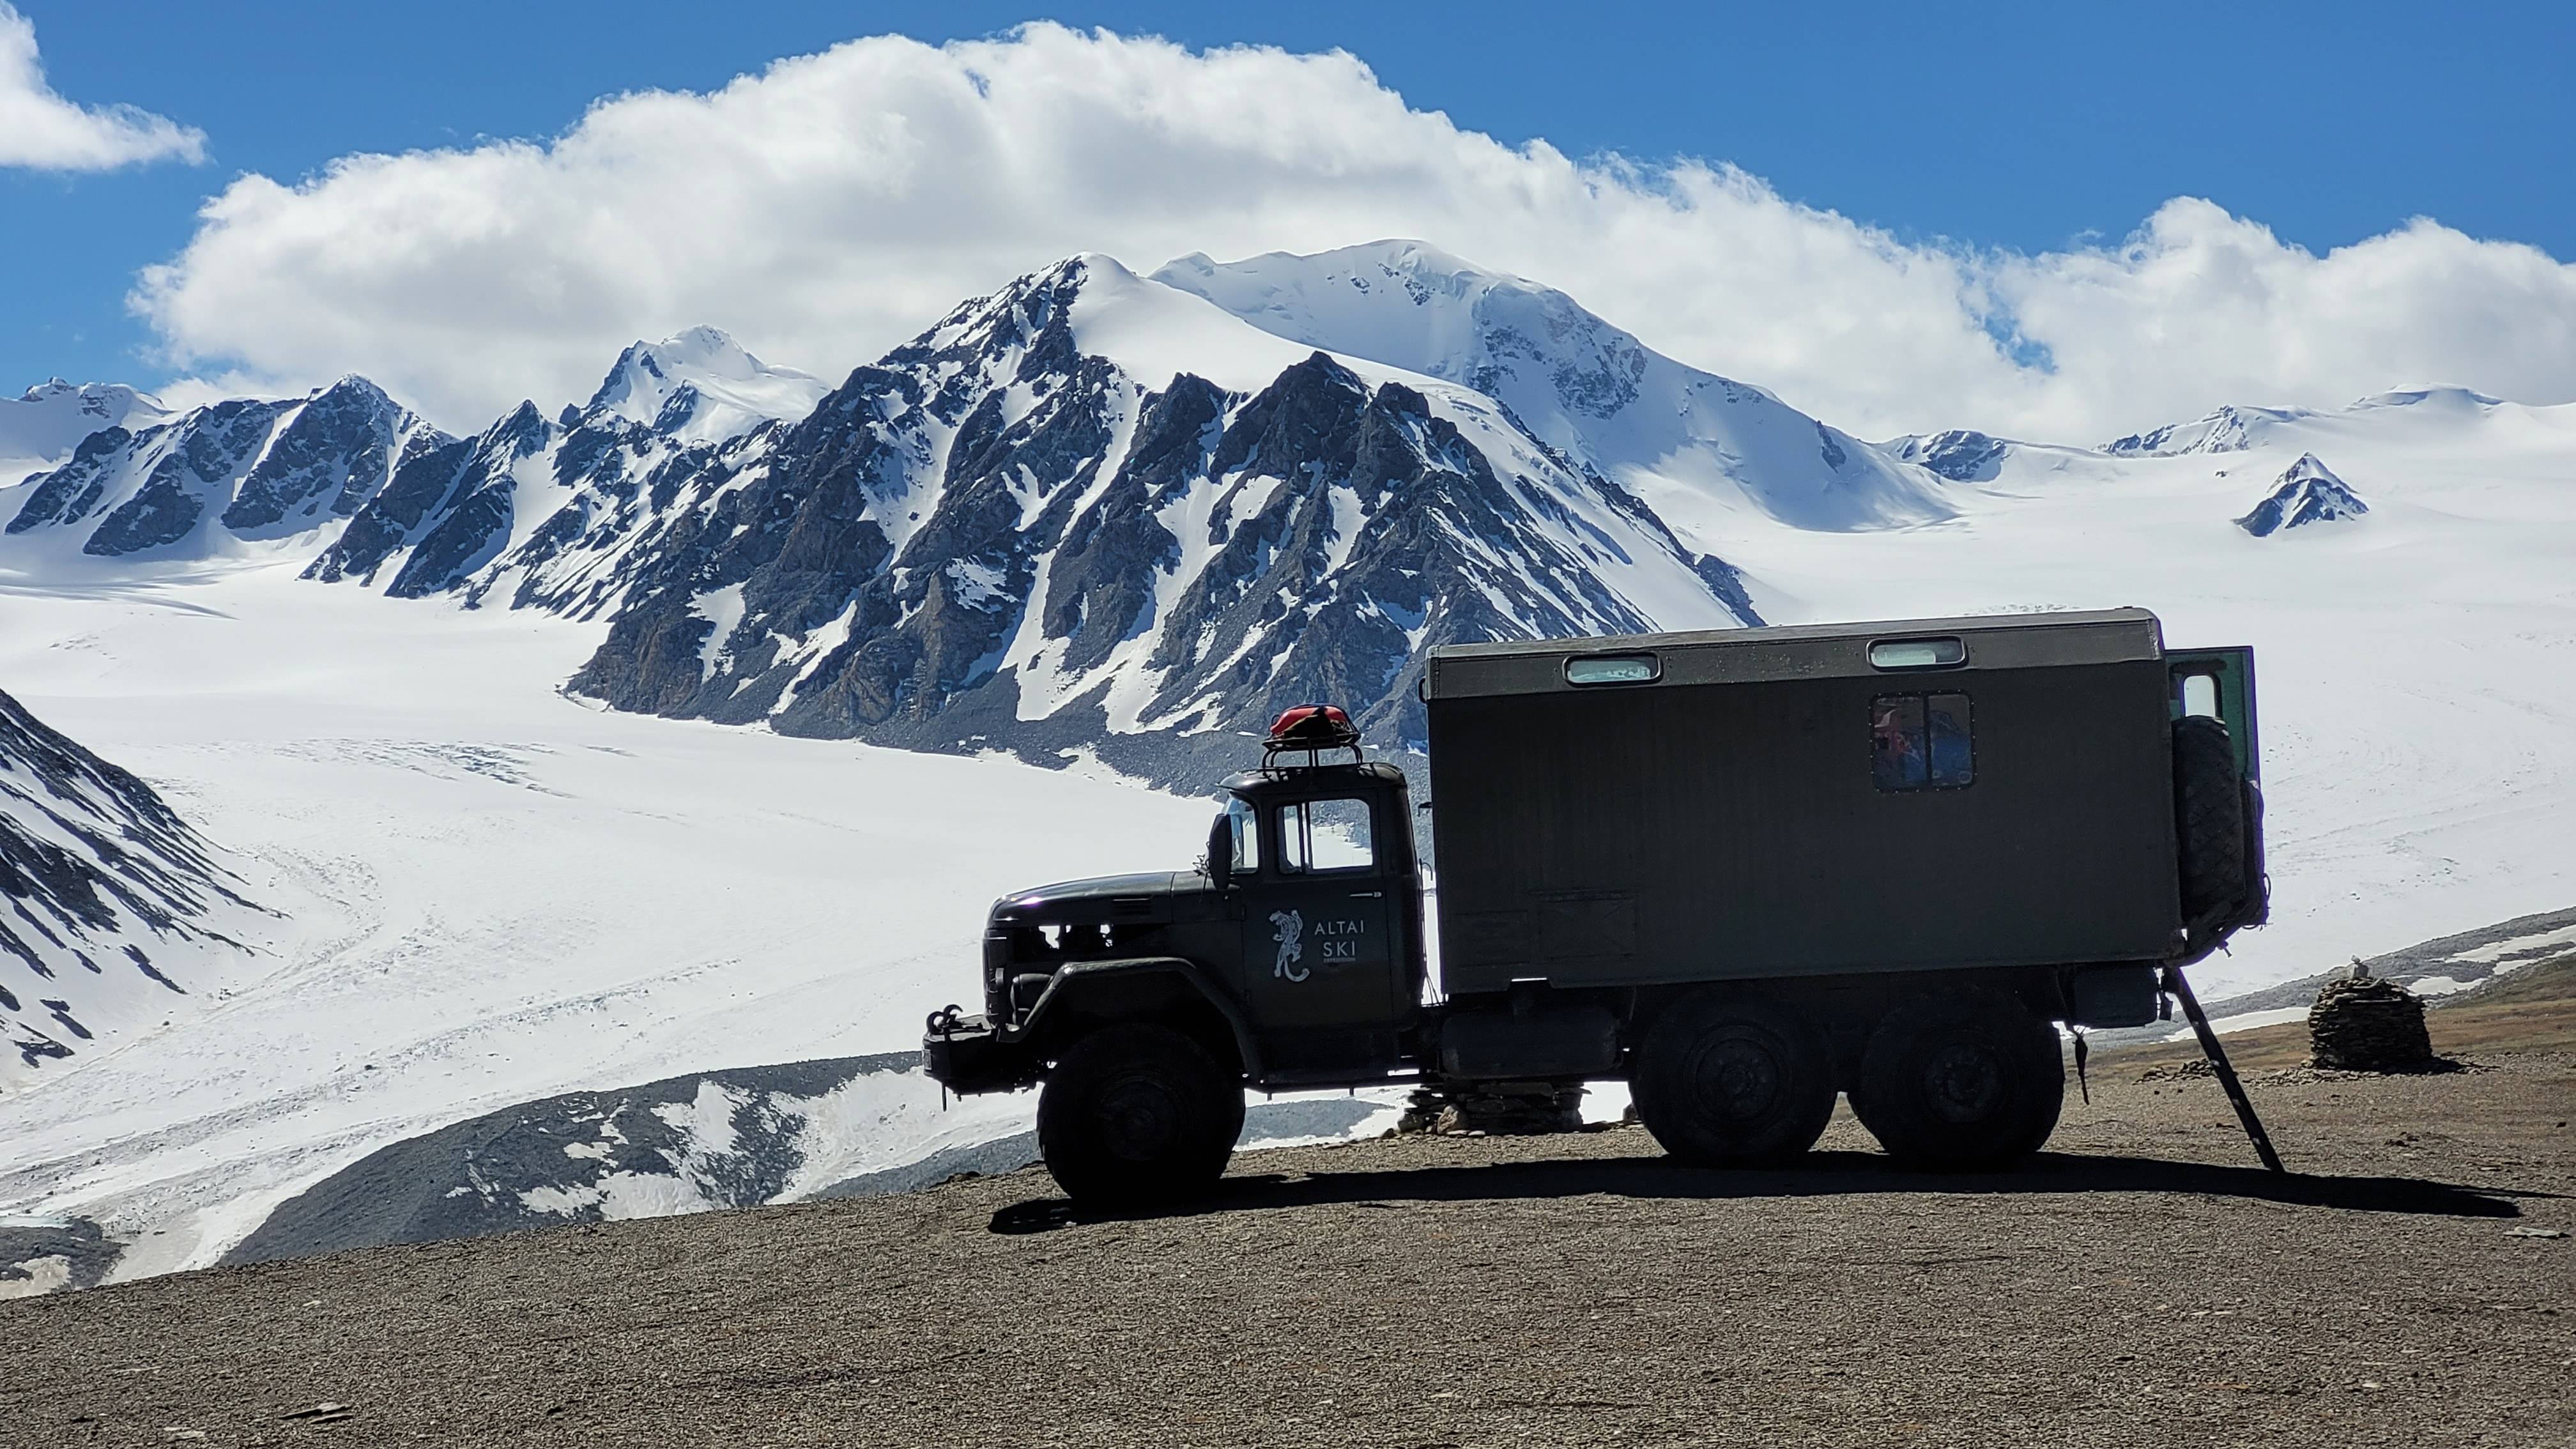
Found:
[1871,693,1974,791]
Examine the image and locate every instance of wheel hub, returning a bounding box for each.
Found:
[1696,1037,1784,1122]
[1097,1074,1184,1160]
[1924,1041,2005,1124]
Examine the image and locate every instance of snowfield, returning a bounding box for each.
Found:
[1707,388,2576,1001]
[0,571,1207,1278]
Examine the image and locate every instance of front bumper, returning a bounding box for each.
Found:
[922,1011,1039,1096]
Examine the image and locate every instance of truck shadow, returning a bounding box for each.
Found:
[988,1149,2542,1235]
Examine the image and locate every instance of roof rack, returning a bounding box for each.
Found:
[1261,703,1363,770]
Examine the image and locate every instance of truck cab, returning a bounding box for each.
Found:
[925,611,2271,1207]
[1207,758,1426,1077]
[930,712,1424,1087]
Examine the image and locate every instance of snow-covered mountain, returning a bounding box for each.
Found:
[4,256,1947,782]
[1153,240,1952,542]
[2237,453,2368,535]
[1,688,260,1079]
[0,331,827,588]
[1,381,171,488]
[498,256,1754,775]
[578,326,830,445]
[291,329,830,602]
[2099,388,2515,459]
[1,377,447,565]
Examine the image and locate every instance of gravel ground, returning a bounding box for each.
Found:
[4,1051,2571,1448]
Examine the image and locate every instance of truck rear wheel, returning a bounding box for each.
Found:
[1628,992,1836,1167]
[1850,993,2062,1170]
[1038,1023,1241,1208]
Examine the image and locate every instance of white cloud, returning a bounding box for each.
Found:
[0,3,204,171]
[130,24,2576,443]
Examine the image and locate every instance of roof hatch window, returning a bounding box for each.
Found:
[1868,636,1966,671]
[1565,654,1659,686]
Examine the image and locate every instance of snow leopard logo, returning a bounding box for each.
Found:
[1268,908,1308,983]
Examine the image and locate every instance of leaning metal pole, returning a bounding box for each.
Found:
[2162,965,2287,1174]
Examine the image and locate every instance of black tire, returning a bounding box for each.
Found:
[1850,993,2063,1170]
[2174,715,2249,924]
[1038,1023,1240,1208]
[1627,992,1837,1167]
[2238,774,2271,925]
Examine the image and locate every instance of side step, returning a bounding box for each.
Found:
[2162,965,2287,1174]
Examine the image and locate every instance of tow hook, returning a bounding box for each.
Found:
[926,1004,965,1108]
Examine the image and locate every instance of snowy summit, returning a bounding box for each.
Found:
[1153,240,1949,541]
[574,326,829,445]
[1,379,171,485]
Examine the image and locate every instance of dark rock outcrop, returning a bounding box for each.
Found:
[1887,429,2011,482]
[2237,454,2368,536]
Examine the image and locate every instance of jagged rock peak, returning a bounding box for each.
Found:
[2236,453,2368,536]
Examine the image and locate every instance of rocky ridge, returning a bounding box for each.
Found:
[3,377,447,561]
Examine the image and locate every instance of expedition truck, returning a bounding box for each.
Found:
[924,608,2273,1204]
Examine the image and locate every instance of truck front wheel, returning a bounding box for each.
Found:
[1038,1023,1242,1208]
[1850,993,2063,1170]
[1628,992,1837,1167]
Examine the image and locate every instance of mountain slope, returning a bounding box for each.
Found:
[1,688,260,1079]
[494,256,1755,777]
[1151,240,1954,544]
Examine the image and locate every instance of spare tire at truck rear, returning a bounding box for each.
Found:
[2174,714,2250,925]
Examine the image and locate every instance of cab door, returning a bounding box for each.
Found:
[2168,646,2262,781]
[1239,792,1403,1041]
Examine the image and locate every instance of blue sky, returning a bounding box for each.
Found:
[7,1,2574,439]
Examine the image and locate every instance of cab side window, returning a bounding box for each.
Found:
[1278,798,1377,873]
[1872,693,1973,790]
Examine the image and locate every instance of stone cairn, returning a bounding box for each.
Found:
[1397,1080,1586,1135]
[2308,961,2439,1071]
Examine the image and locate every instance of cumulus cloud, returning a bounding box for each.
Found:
[131,24,2576,441]
[0,3,204,171]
